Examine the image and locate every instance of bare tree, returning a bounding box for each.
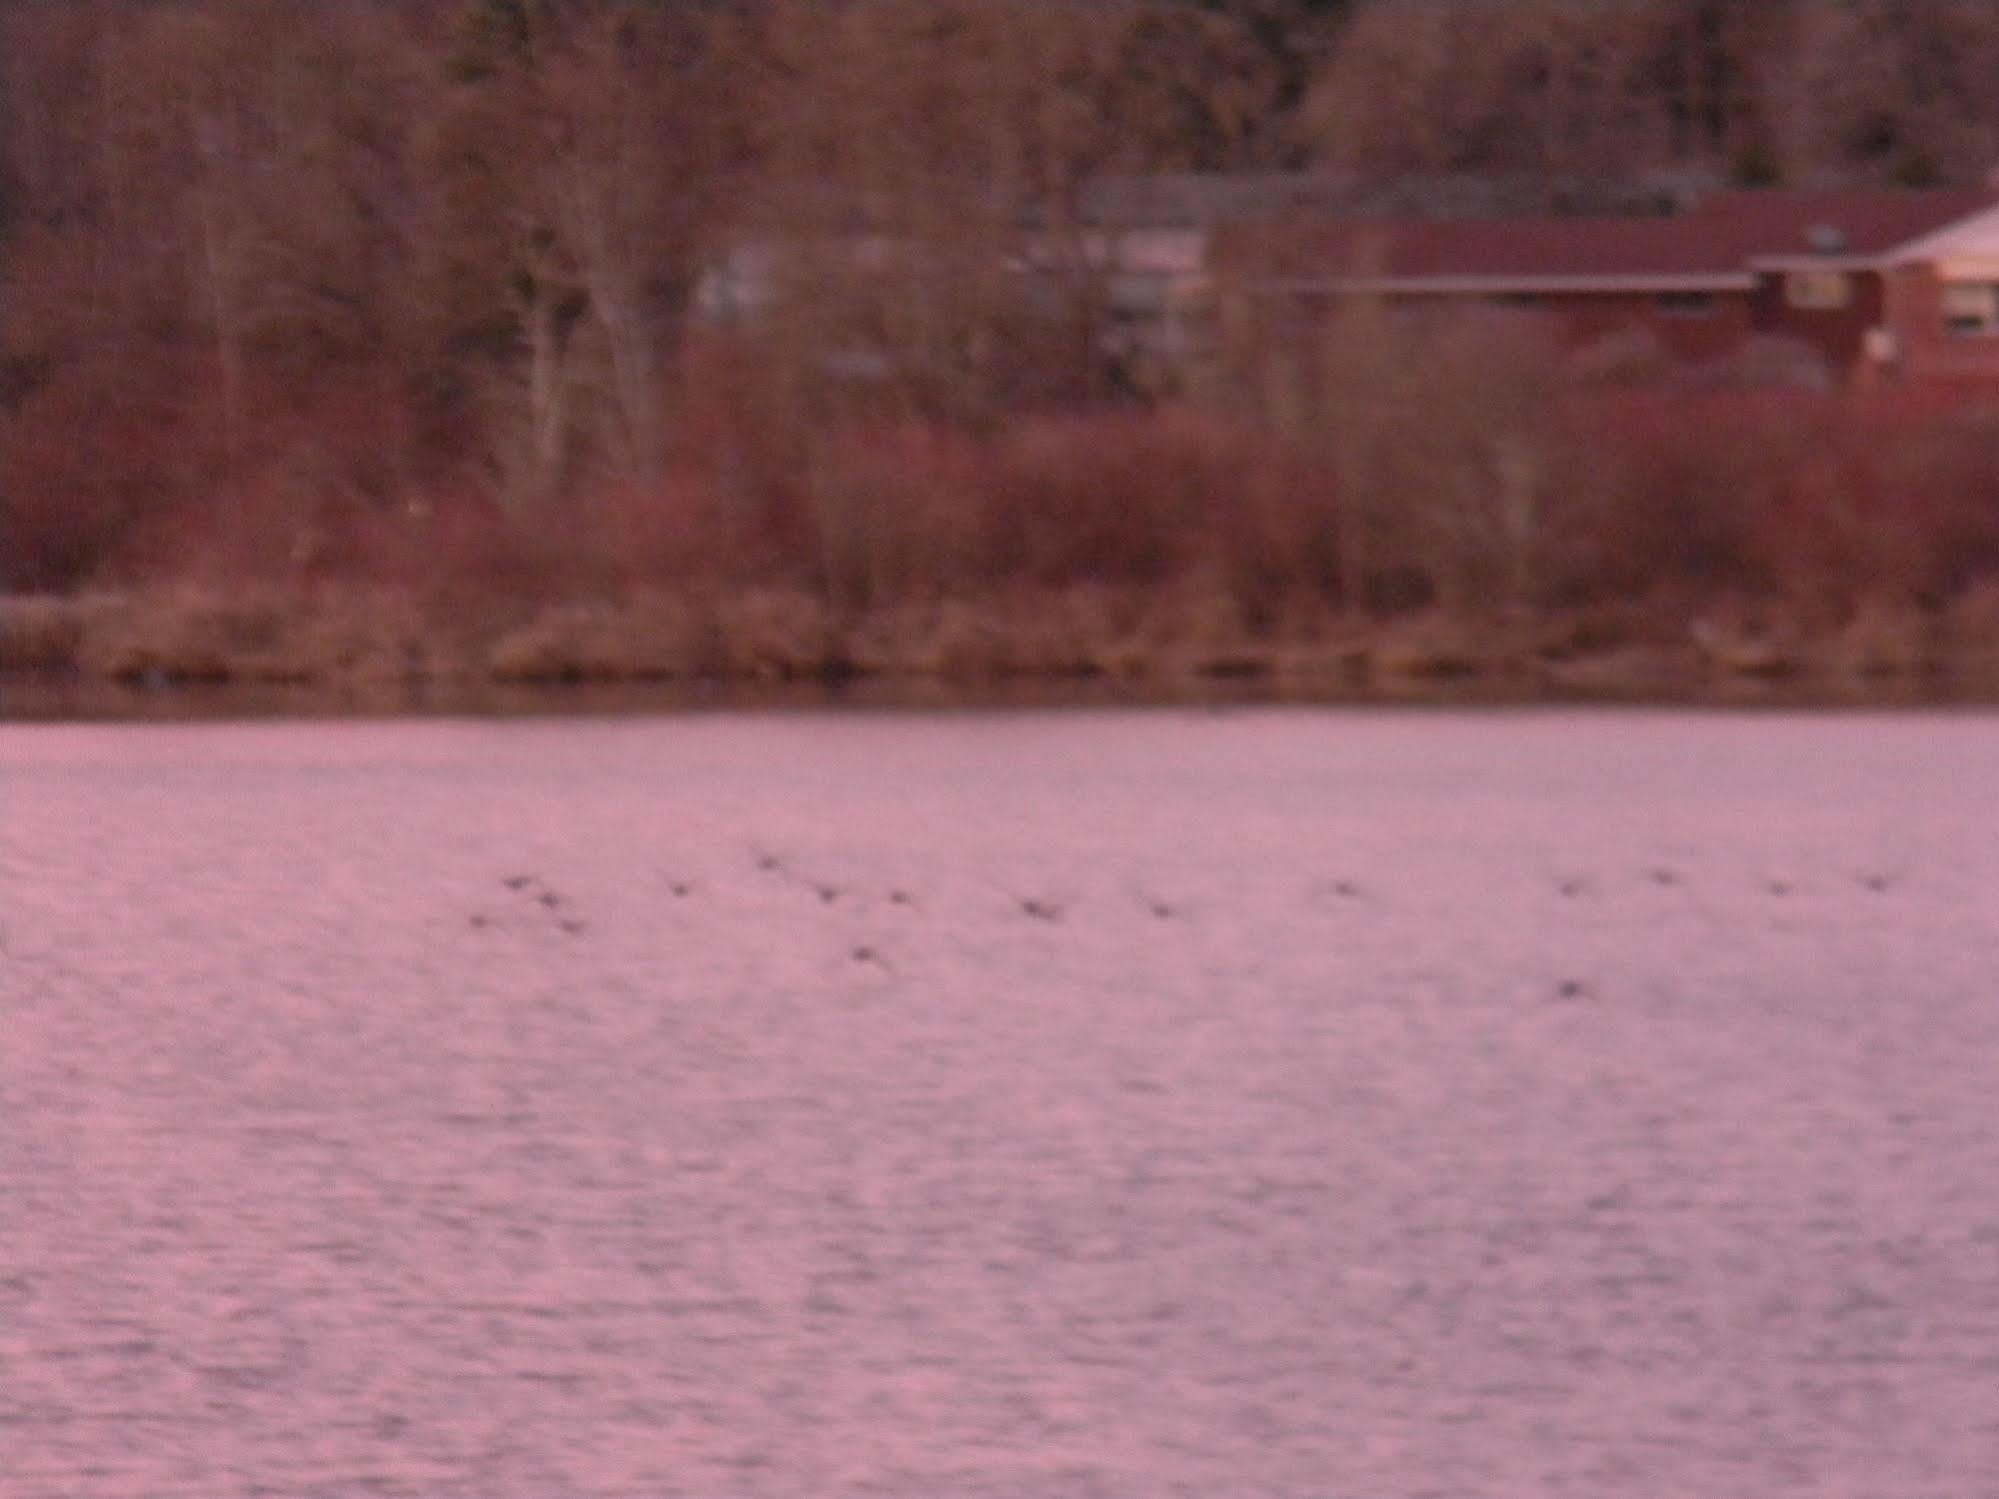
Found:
[1244,269,1570,616]
[1299,0,1806,188]
[1768,0,1999,185]
[427,1,755,507]
[736,0,1281,416]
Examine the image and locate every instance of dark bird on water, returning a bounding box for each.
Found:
[1555,979,1592,1000]
[502,875,534,891]
[1018,896,1064,923]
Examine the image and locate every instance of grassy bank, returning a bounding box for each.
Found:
[10,581,1999,707]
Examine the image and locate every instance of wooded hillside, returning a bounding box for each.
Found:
[4,0,1998,663]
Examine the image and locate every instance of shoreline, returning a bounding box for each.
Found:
[6,586,1999,720]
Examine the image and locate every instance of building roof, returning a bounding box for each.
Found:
[1071,172,1369,230]
[1066,168,1732,231]
[1221,189,1999,291]
[1721,189,1999,264]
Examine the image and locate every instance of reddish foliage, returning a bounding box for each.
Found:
[983,407,1336,598]
[7,345,1999,620]
[0,359,220,589]
[1573,386,1999,608]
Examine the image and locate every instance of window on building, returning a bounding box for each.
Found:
[1941,282,1999,337]
[1785,270,1851,310]
[1656,291,1715,318]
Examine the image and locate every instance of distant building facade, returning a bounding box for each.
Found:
[1213,188,1999,389]
[692,176,1999,398]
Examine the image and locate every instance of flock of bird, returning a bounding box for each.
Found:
[462,846,1904,1002]
[465,849,1087,964]
[468,874,588,938]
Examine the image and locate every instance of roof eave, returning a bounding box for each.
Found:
[1243,272,1757,296]
[1747,255,1886,274]
[1885,200,1999,266]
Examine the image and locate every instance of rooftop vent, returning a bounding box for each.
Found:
[1806,223,1849,254]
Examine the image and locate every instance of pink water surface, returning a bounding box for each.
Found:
[2,709,1996,1497]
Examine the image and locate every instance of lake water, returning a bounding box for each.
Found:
[2,710,1995,1498]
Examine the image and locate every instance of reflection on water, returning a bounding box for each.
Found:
[3,711,1996,1497]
